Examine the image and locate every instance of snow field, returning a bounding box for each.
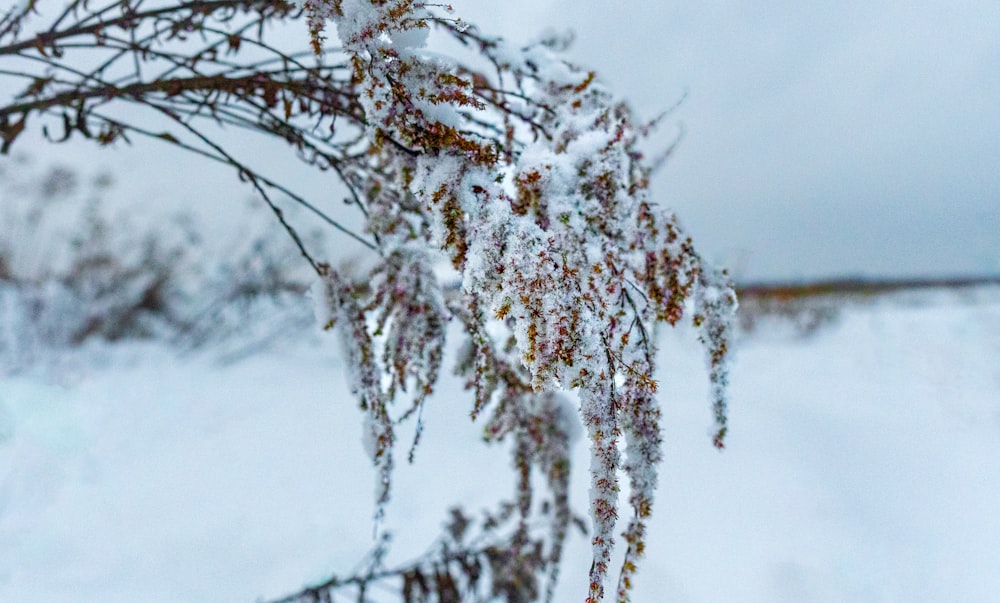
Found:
[1,289,998,602]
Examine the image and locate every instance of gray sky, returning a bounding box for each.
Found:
[457,0,1000,280]
[6,1,999,282]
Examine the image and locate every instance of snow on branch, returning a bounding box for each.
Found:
[305,1,737,600]
[0,1,735,599]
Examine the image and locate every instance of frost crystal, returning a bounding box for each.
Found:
[305,2,736,600]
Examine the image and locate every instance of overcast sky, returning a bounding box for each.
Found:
[6,1,999,282]
[454,1,1000,281]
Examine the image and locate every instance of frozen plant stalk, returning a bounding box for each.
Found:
[308,2,737,600]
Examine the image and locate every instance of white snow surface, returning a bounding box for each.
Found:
[2,288,999,602]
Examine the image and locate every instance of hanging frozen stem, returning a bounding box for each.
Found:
[0,0,732,598]
[303,1,736,600]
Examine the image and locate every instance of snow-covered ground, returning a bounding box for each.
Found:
[1,288,998,602]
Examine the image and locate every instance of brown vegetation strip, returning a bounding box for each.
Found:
[736,275,1000,301]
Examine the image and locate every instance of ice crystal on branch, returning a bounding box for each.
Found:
[303,1,737,600]
[0,0,733,598]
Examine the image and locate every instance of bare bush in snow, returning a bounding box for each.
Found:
[0,2,735,600]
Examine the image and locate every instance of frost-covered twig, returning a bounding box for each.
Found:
[0,1,736,599]
[305,2,736,600]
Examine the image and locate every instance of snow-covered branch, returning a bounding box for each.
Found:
[0,1,735,600]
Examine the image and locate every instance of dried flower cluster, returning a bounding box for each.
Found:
[0,1,734,599]
[305,1,736,601]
